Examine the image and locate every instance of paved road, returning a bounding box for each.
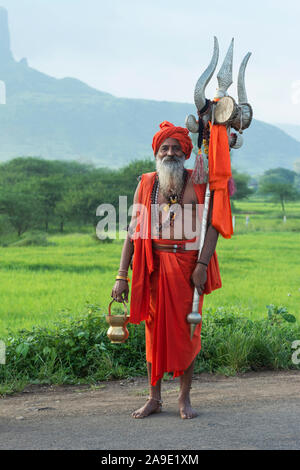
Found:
[1,371,300,450]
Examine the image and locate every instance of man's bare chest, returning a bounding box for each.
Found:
[154,178,199,240]
[156,179,198,207]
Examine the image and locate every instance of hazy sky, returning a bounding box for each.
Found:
[1,0,300,125]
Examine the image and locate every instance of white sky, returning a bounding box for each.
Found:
[1,0,300,125]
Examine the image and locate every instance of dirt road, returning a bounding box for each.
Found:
[0,370,299,450]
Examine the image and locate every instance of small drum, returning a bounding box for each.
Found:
[229,132,244,149]
[185,114,199,133]
[231,103,253,132]
[214,96,239,126]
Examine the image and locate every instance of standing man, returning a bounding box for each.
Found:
[111,121,222,419]
[111,37,253,420]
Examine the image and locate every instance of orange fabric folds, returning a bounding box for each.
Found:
[146,241,204,386]
[208,124,233,239]
[130,172,155,324]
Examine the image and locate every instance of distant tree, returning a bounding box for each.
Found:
[231,169,254,200]
[37,175,65,231]
[295,174,300,192]
[294,160,300,192]
[0,157,93,180]
[294,159,300,175]
[264,167,296,184]
[0,157,96,232]
[117,159,155,195]
[56,181,107,228]
[54,192,75,233]
[0,186,42,236]
[258,167,299,214]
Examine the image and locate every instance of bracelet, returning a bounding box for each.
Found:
[116,275,130,282]
[197,260,208,267]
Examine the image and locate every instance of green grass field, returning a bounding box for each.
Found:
[0,199,299,337]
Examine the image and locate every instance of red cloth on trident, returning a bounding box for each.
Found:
[152,121,193,159]
[208,124,234,239]
[129,170,222,386]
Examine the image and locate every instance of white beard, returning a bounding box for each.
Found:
[156,156,185,198]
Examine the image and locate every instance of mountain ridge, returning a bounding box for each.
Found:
[0,6,300,175]
[275,123,300,144]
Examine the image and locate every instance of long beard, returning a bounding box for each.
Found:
[156,156,185,198]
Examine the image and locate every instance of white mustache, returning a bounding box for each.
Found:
[161,156,182,164]
[157,156,184,172]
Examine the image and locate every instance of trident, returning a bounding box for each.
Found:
[185,37,253,339]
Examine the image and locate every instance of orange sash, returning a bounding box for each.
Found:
[208,124,233,238]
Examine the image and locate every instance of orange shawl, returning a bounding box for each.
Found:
[129,170,222,325]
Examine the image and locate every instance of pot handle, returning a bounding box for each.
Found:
[108,299,128,318]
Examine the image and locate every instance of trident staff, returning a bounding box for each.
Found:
[186,37,253,339]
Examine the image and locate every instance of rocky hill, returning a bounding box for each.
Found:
[0,6,300,175]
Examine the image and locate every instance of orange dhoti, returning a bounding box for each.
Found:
[145,239,204,386]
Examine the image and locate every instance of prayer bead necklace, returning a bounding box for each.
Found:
[151,169,189,236]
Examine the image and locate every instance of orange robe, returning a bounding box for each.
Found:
[129,170,222,386]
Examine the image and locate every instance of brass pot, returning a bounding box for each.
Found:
[106,300,129,344]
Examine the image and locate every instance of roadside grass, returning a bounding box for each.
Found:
[0,305,299,396]
[232,199,300,234]
[0,229,299,337]
[0,233,123,336]
[206,231,300,322]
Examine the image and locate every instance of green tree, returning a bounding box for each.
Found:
[258,167,299,214]
[0,186,42,236]
[0,157,95,233]
[231,169,254,200]
[37,175,66,231]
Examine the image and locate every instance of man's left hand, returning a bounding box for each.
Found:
[191,263,207,296]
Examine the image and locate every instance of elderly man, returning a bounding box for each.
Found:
[111,121,222,419]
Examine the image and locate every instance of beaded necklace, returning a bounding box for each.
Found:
[151,169,189,235]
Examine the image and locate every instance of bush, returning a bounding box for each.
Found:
[0,304,146,394]
[8,231,54,247]
[0,304,299,395]
[196,306,299,374]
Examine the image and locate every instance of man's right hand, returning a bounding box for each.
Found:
[111,280,129,303]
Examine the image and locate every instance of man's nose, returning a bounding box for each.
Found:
[167,147,174,156]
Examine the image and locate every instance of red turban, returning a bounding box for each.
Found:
[152,121,193,160]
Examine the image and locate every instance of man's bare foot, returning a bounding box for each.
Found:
[131,397,162,419]
[178,397,198,419]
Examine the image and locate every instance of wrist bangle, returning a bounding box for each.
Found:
[197,260,208,267]
[116,275,130,282]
